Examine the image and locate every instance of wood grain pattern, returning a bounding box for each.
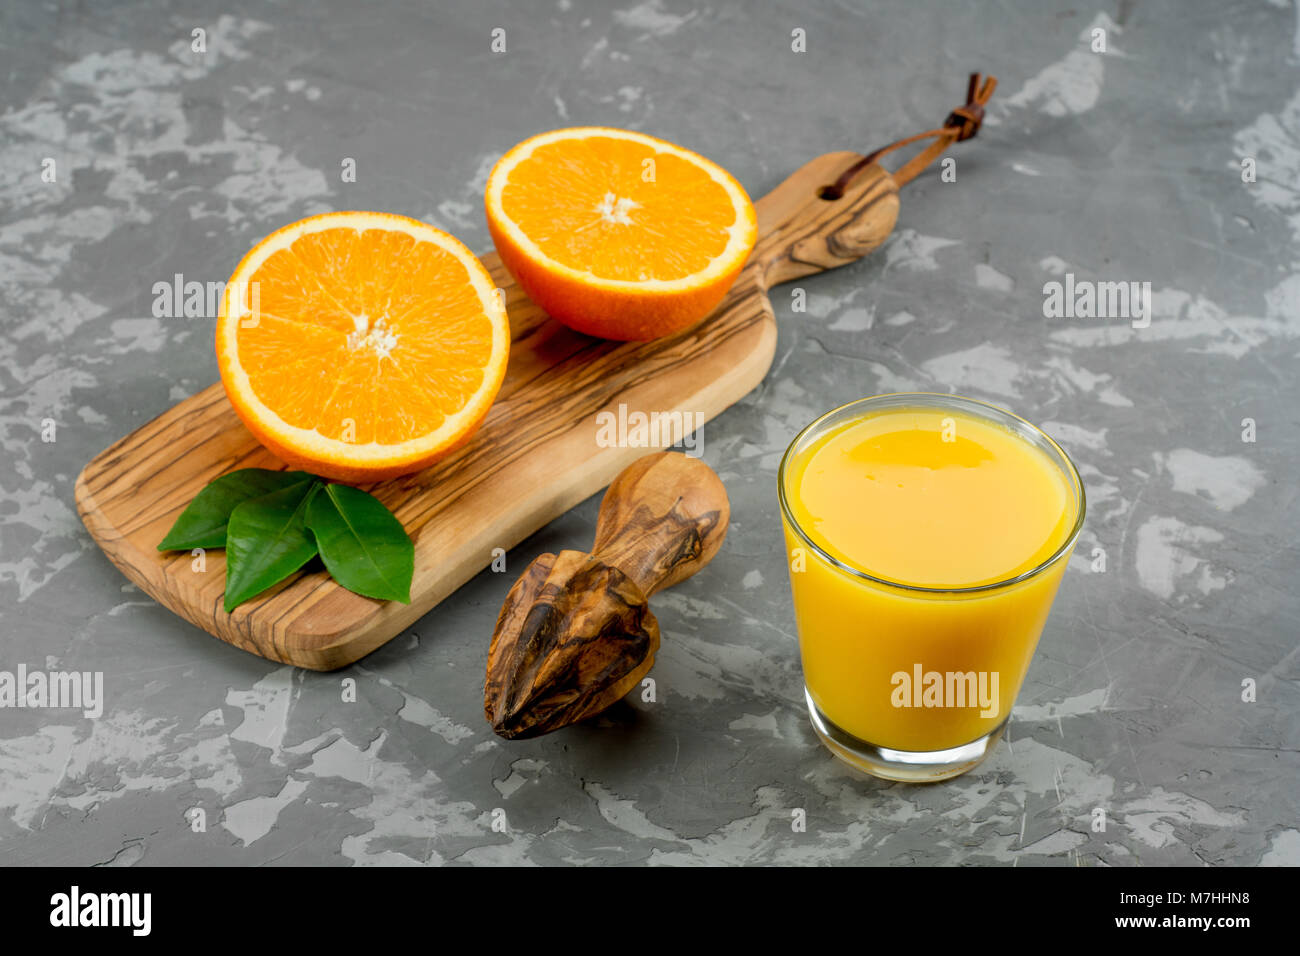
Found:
[75,153,901,670]
[485,452,729,738]
[589,451,730,596]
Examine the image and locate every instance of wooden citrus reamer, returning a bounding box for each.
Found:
[484,74,998,736]
[486,452,728,738]
[77,74,994,671]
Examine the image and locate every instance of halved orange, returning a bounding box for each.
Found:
[485,127,758,341]
[216,212,510,483]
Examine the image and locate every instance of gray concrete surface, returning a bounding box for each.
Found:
[1,0,1297,866]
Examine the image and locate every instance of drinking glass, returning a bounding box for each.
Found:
[778,393,1085,781]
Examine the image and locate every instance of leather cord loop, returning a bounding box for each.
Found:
[822,72,997,199]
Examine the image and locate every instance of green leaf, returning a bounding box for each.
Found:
[305,483,413,603]
[158,469,315,551]
[223,481,322,612]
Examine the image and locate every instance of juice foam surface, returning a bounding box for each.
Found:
[785,408,1077,588]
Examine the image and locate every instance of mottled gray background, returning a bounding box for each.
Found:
[1,0,1296,866]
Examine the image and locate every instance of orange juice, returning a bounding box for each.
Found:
[778,394,1084,780]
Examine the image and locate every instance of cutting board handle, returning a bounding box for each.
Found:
[751,72,996,291]
[752,151,901,290]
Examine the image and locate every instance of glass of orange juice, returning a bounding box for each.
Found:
[778,393,1085,782]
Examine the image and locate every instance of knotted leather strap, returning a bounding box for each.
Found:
[824,72,998,197]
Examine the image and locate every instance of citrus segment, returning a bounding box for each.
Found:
[244,247,357,334]
[216,212,510,483]
[485,127,757,341]
[236,314,345,380]
[289,227,416,319]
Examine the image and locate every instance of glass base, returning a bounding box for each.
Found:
[804,687,1007,782]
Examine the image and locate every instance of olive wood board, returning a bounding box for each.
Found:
[75,152,899,670]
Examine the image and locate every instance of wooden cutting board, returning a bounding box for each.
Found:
[75,152,899,670]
